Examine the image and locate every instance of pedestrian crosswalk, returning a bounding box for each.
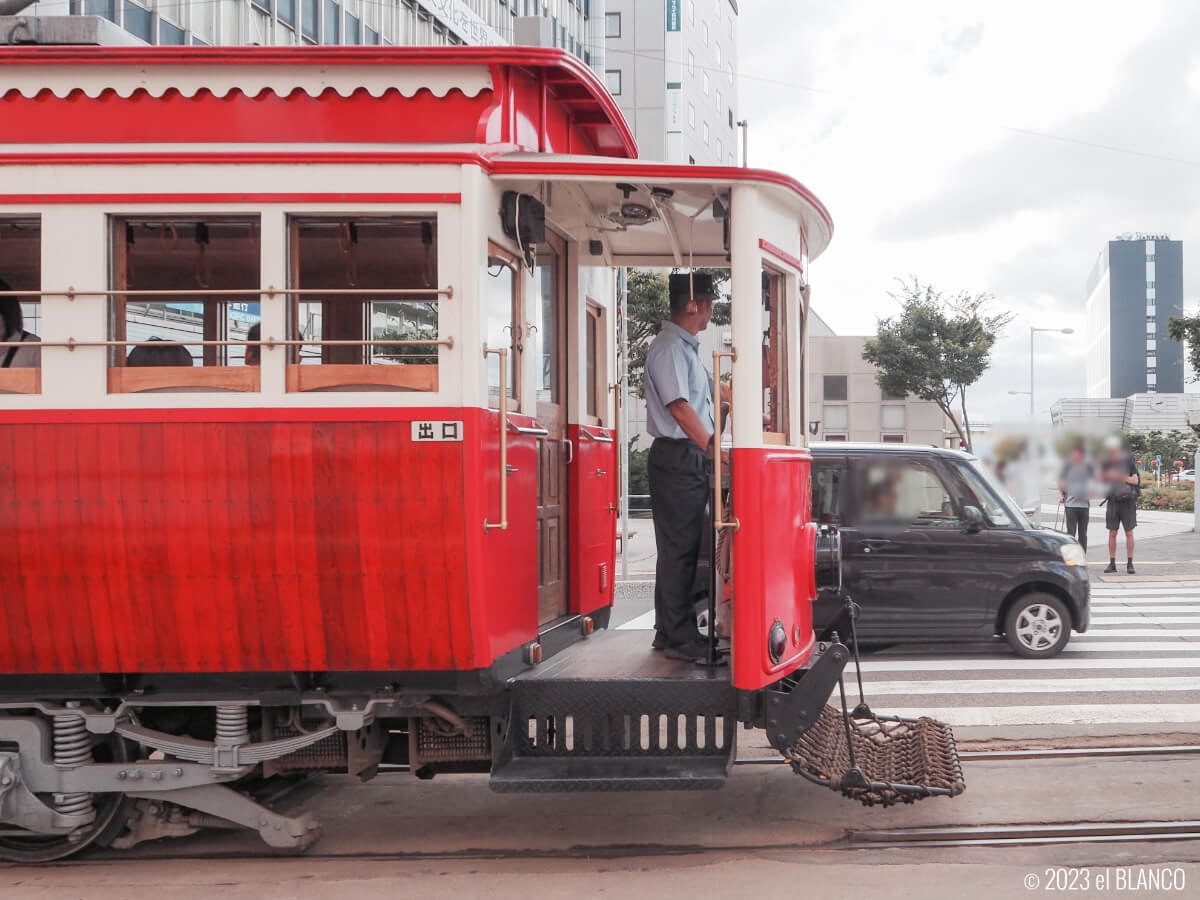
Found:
[614,580,1200,729]
[856,581,1200,728]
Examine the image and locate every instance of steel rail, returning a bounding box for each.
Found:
[846,820,1200,849]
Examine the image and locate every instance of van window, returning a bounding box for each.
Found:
[859,459,958,527]
[811,460,845,524]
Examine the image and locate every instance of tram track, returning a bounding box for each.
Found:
[730,743,1200,767]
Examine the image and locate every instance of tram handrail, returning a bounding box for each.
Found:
[712,349,739,532]
[0,337,454,350]
[483,345,509,533]
[0,287,454,300]
[578,426,613,443]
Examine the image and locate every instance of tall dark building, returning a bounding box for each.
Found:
[1085,235,1183,398]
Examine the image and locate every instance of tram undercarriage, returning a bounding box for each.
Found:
[0,628,964,860]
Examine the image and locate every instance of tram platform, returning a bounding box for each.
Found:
[491,630,736,793]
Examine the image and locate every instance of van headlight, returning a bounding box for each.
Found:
[1060,543,1086,567]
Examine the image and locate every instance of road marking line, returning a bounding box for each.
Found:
[1073,629,1200,637]
[858,657,1200,672]
[861,676,1200,694]
[1090,616,1200,625]
[878,705,1200,726]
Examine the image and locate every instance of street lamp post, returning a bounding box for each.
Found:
[1029,326,1074,421]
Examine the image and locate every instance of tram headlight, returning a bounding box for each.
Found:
[1060,543,1086,567]
[768,619,787,664]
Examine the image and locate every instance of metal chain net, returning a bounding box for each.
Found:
[784,705,966,807]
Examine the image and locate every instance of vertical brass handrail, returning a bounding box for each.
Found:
[484,345,508,532]
[713,349,739,532]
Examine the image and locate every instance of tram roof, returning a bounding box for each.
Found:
[490,152,834,265]
[0,45,639,160]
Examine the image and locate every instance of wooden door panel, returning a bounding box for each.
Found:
[535,233,568,626]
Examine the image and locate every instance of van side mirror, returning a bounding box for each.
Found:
[962,505,985,532]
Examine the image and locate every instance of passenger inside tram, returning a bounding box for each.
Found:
[126,336,194,368]
[245,323,261,366]
[0,287,41,370]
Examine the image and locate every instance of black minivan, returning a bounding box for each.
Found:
[810,443,1090,658]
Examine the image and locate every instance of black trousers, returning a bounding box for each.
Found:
[1064,506,1089,551]
[648,438,711,647]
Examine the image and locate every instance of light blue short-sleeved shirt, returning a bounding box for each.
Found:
[644,320,714,440]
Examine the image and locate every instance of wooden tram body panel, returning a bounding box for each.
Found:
[0,407,616,674]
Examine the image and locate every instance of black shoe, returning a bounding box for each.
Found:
[1103,562,1117,573]
[651,630,667,651]
[664,640,711,663]
[1127,562,1136,574]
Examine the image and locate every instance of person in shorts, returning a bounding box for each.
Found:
[1100,436,1139,574]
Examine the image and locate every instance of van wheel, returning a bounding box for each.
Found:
[1004,593,1071,658]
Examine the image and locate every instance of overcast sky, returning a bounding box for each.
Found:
[738,0,1200,425]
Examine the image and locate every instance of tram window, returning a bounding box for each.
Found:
[0,216,42,394]
[109,216,261,393]
[485,246,520,410]
[762,269,789,440]
[585,302,605,424]
[289,217,439,392]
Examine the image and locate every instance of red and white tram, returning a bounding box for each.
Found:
[0,46,963,860]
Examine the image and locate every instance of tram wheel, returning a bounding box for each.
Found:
[0,721,134,864]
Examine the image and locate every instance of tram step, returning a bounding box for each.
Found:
[490,677,737,793]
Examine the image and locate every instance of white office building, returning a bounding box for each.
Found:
[8,0,604,69]
[603,0,738,165]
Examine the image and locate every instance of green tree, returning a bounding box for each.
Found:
[1167,315,1200,383]
[1125,429,1199,474]
[624,267,730,394]
[862,277,1014,453]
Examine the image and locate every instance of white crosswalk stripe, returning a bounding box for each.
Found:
[856,581,1200,728]
[614,581,1200,728]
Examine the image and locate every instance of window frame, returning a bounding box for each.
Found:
[604,68,622,96]
[604,10,620,37]
[585,300,606,426]
[486,241,522,412]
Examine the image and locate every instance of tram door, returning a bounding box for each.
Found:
[534,233,569,624]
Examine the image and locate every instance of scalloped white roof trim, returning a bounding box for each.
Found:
[1,64,493,100]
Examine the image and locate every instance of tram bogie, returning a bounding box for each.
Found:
[0,46,963,859]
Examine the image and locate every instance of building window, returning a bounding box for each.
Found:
[0,216,42,394]
[324,0,340,43]
[881,405,906,431]
[824,434,847,442]
[715,137,722,159]
[289,217,440,393]
[1148,373,1157,386]
[823,405,848,430]
[109,216,262,393]
[84,0,116,22]
[122,0,153,42]
[824,374,848,401]
[881,434,905,443]
[716,88,722,112]
[159,19,186,44]
[1147,320,1156,333]
[302,0,318,40]
[604,11,620,37]
[688,102,695,128]
[278,0,296,26]
[604,69,621,95]
[688,155,695,165]
[1147,338,1156,351]
[728,108,734,128]
[1147,280,1155,289]
[1147,252,1156,262]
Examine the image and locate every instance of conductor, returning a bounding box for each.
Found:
[645,272,727,663]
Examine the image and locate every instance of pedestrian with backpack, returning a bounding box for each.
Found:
[1100,435,1140,574]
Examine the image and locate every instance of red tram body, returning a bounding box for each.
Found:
[0,47,961,860]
